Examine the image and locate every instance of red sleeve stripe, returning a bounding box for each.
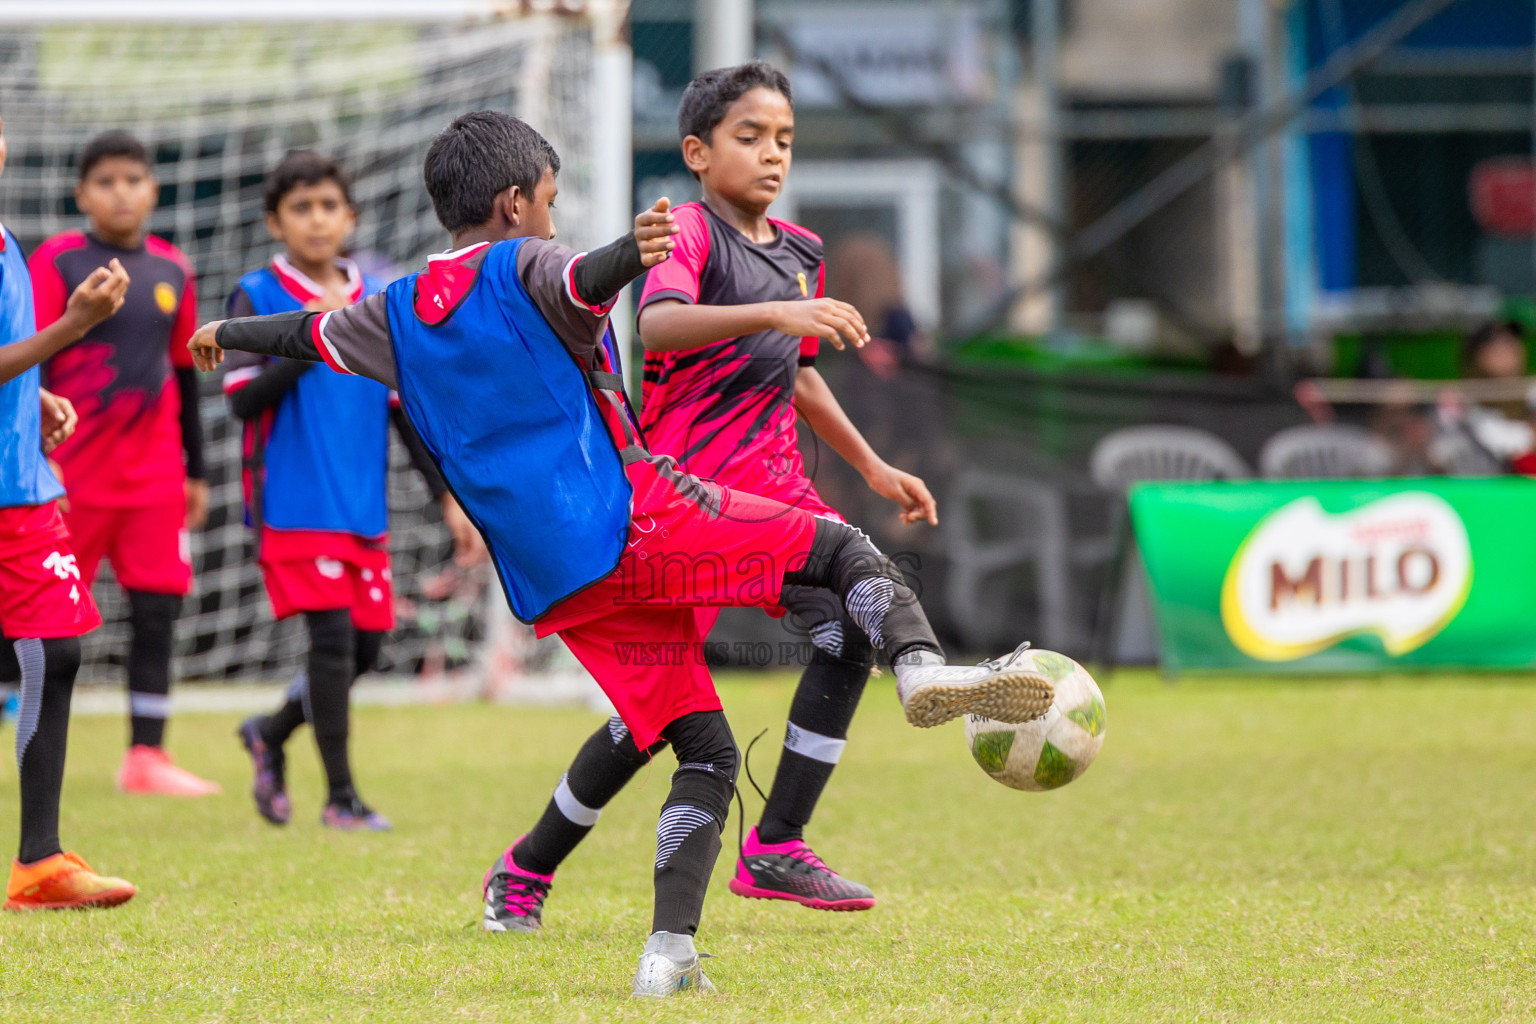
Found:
[312,311,354,375]
[562,253,617,316]
[222,365,262,394]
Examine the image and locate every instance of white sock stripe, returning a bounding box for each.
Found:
[655,805,714,869]
[784,722,847,765]
[13,638,43,770]
[553,774,602,827]
[809,621,845,657]
[129,692,172,719]
[608,715,629,745]
[846,576,896,650]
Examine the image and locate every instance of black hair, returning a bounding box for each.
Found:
[422,110,560,234]
[1464,320,1526,369]
[677,60,793,144]
[264,150,353,215]
[78,130,151,181]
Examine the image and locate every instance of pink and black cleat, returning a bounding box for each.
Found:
[237,717,291,825]
[482,838,553,933]
[728,827,875,912]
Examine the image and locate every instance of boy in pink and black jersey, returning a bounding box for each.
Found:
[28,131,217,797]
[637,62,940,912]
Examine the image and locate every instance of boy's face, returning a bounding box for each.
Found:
[0,117,8,178]
[684,86,793,209]
[503,166,559,242]
[265,179,356,267]
[1475,332,1526,379]
[76,155,157,241]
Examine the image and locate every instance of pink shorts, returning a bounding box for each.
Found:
[0,505,101,638]
[261,547,394,632]
[539,460,818,748]
[66,497,191,596]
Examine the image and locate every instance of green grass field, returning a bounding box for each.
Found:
[3,671,1536,1022]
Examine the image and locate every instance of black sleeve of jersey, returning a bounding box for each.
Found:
[218,311,322,362]
[227,358,315,421]
[176,367,207,480]
[391,405,448,500]
[572,233,647,309]
[226,286,257,319]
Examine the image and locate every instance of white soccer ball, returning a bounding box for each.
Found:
[964,649,1106,792]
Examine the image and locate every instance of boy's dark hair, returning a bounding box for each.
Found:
[264,150,353,215]
[422,111,560,234]
[677,61,793,144]
[78,130,151,181]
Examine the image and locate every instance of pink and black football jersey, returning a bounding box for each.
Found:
[30,231,197,508]
[638,201,826,500]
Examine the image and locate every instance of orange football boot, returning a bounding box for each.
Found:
[117,745,222,796]
[5,852,136,911]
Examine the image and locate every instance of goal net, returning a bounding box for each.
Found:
[0,13,611,689]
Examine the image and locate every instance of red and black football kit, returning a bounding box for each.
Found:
[30,231,204,596]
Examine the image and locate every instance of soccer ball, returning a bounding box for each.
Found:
[964,649,1106,791]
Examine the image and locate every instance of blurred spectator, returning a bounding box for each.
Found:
[825,233,933,376]
[1370,382,1438,476]
[1430,321,1533,474]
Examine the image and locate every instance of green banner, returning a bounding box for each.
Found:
[1130,477,1536,672]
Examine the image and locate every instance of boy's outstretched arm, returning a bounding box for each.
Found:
[640,295,871,354]
[191,294,398,388]
[794,366,938,526]
[0,260,129,385]
[566,197,677,308]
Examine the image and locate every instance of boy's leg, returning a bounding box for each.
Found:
[110,499,218,796]
[757,586,873,846]
[633,708,736,997]
[726,586,879,911]
[483,716,662,933]
[124,590,179,749]
[0,519,132,912]
[14,636,80,865]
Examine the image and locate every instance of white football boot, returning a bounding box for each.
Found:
[894,643,1054,728]
[631,931,716,998]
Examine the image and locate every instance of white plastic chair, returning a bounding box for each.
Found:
[1088,426,1251,671]
[943,470,1074,652]
[1258,424,1395,480]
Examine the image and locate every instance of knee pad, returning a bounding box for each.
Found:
[809,617,875,667]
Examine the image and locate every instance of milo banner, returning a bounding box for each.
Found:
[1130,478,1536,672]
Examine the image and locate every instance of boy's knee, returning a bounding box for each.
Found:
[126,591,181,635]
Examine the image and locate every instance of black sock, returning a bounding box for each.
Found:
[651,711,737,937]
[303,609,357,804]
[260,673,309,749]
[758,644,870,844]
[513,715,656,876]
[126,590,180,748]
[14,637,81,865]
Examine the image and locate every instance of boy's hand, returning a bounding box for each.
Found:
[864,461,938,526]
[38,389,77,452]
[771,298,870,351]
[63,259,130,333]
[440,493,488,568]
[185,478,209,529]
[634,197,677,267]
[188,321,226,372]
